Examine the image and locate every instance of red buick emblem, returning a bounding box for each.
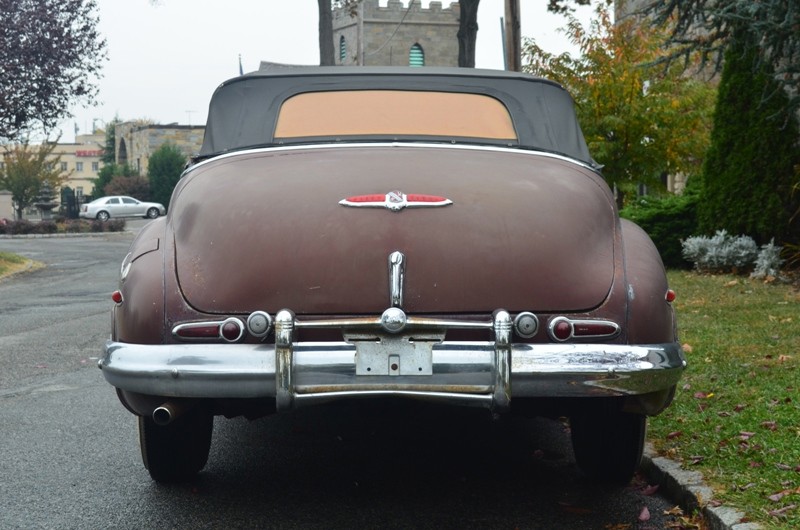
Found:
[339,191,453,211]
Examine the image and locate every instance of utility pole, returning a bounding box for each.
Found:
[504,0,521,71]
[357,0,364,66]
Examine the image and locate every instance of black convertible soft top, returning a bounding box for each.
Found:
[199,66,594,165]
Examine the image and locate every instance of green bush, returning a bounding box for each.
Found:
[620,192,697,269]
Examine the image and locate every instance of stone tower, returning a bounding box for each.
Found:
[332,0,460,67]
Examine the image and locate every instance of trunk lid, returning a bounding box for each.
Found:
[171,145,617,315]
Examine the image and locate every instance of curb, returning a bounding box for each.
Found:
[0,231,128,239]
[642,445,762,530]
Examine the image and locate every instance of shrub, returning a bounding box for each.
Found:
[8,220,35,235]
[106,219,126,232]
[620,192,697,269]
[37,221,58,234]
[750,240,784,279]
[64,220,85,233]
[682,230,765,273]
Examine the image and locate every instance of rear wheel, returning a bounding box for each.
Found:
[146,207,160,219]
[96,211,110,221]
[570,399,646,484]
[138,407,213,482]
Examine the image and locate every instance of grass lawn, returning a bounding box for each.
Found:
[648,270,800,528]
[0,251,36,279]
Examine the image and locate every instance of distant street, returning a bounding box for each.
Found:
[0,222,683,529]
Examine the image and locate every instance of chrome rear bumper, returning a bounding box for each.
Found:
[99,310,685,413]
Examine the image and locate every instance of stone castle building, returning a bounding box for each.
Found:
[114,122,204,177]
[333,0,460,67]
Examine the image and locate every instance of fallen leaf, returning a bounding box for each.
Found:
[768,504,797,517]
[739,431,756,440]
[724,280,738,287]
[761,421,778,431]
[663,506,684,516]
[682,343,693,354]
[666,431,683,440]
[734,404,747,412]
[768,490,792,502]
[689,456,704,465]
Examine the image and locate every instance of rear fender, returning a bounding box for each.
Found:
[620,219,677,345]
[114,218,166,344]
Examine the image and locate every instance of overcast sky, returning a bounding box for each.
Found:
[60,0,593,143]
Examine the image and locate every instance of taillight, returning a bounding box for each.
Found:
[173,318,244,342]
[111,290,123,304]
[220,318,245,342]
[548,317,620,342]
[666,289,676,303]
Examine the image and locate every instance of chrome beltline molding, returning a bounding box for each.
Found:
[187,142,599,174]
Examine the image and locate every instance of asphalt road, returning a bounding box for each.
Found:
[0,221,685,529]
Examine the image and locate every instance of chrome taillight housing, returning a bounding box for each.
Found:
[173,317,245,343]
[547,317,620,342]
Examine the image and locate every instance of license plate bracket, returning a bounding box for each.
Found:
[347,333,442,376]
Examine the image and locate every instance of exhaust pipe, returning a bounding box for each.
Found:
[152,401,191,426]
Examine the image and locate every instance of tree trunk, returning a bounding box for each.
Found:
[319,0,335,66]
[457,0,480,67]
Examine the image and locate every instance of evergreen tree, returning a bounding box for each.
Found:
[699,31,800,244]
[148,143,186,209]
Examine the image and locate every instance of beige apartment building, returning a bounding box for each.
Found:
[54,132,106,204]
[0,133,105,219]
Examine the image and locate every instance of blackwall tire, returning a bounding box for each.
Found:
[570,399,646,485]
[96,211,110,221]
[138,407,213,483]
[146,207,159,219]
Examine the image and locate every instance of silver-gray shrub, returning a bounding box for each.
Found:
[751,240,784,279]
[681,230,759,272]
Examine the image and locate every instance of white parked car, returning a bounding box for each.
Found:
[80,196,166,221]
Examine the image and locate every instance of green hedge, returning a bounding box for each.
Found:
[620,192,697,269]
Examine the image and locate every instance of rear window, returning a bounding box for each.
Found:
[274,90,517,141]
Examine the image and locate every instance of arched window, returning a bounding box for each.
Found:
[339,36,347,64]
[409,44,424,67]
[118,138,128,166]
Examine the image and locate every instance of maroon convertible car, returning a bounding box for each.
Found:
[99,67,685,483]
